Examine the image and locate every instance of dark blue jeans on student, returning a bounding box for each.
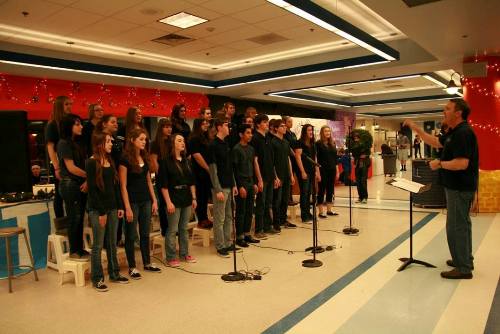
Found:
[255,181,273,233]
[59,179,86,255]
[124,200,151,269]
[298,174,313,221]
[235,183,254,239]
[89,210,120,284]
[273,177,291,227]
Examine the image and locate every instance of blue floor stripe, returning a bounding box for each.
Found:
[484,276,500,334]
[262,212,439,334]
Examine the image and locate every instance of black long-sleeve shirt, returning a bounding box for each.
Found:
[250,131,275,182]
[232,143,255,188]
[86,158,123,215]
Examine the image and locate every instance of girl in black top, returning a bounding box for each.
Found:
[150,117,172,236]
[160,134,197,267]
[119,128,160,279]
[293,124,320,222]
[171,103,191,139]
[316,125,339,218]
[82,103,104,156]
[188,118,212,228]
[86,132,128,291]
[57,113,88,261]
[45,95,72,218]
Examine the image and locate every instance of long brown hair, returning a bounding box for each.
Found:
[95,114,116,133]
[91,132,117,191]
[123,128,150,173]
[318,125,335,148]
[50,96,70,131]
[124,106,143,135]
[168,134,190,174]
[154,118,172,159]
[299,124,314,147]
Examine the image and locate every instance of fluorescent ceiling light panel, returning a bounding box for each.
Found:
[266,0,399,61]
[159,12,207,29]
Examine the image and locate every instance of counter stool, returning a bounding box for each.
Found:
[0,227,39,293]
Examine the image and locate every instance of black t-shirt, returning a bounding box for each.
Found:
[316,141,337,170]
[110,134,124,168]
[45,121,60,146]
[293,140,316,174]
[250,131,275,182]
[82,121,95,156]
[119,157,150,203]
[439,121,479,191]
[188,135,210,177]
[57,139,86,184]
[207,136,234,189]
[172,121,191,140]
[86,158,123,215]
[159,157,194,207]
[232,143,255,187]
[271,136,291,180]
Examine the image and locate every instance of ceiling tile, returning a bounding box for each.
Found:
[113,0,191,25]
[0,0,65,27]
[39,7,104,35]
[180,16,245,39]
[72,17,138,41]
[105,26,167,47]
[230,4,287,24]
[183,5,223,20]
[201,24,268,45]
[134,40,173,53]
[199,0,264,15]
[70,0,143,17]
[44,0,78,5]
[187,45,238,61]
[161,39,214,57]
[254,13,309,32]
[221,39,259,51]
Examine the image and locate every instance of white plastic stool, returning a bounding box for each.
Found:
[48,234,90,287]
[150,234,165,257]
[288,203,299,222]
[191,227,212,247]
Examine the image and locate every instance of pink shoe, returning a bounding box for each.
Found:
[167,259,180,267]
[184,255,197,263]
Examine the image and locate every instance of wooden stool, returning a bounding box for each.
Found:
[0,227,39,293]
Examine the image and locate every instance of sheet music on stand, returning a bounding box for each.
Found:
[387,177,429,194]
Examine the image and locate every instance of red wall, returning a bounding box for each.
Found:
[0,74,209,120]
[463,56,500,170]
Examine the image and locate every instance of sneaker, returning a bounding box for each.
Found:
[217,248,230,258]
[167,259,181,267]
[128,268,142,280]
[93,280,108,292]
[327,211,339,216]
[264,227,280,235]
[110,275,129,284]
[288,200,299,206]
[284,222,297,228]
[183,255,197,263]
[69,253,89,262]
[244,235,260,243]
[144,264,162,273]
[301,217,312,224]
[236,239,249,248]
[361,199,367,204]
[354,199,363,204]
[254,232,268,240]
[225,245,243,253]
[318,213,327,219]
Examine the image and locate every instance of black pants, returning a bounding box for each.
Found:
[255,181,273,233]
[317,167,335,204]
[59,179,86,254]
[235,183,254,239]
[273,177,291,227]
[195,172,211,222]
[414,146,422,158]
[53,173,65,218]
[355,162,369,200]
[155,181,168,236]
[298,173,313,220]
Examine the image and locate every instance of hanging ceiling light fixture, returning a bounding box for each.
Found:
[445,72,462,95]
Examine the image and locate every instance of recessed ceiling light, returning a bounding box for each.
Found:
[158,12,207,29]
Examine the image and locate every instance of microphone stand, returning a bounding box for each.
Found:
[221,190,246,281]
[302,155,324,268]
[343,125,359,235]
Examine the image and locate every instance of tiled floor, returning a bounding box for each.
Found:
[1,172,498,334]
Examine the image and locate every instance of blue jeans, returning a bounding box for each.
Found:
[59,179,86,254]
[445,188,474,273]
[212,189,233,250]
[166,206,192,260]
[255,181,273,233]
[298,175,313,220]
[124,201,151,268]
[273,177,290,227]
[89,210,120,283]
[355,162,369,200]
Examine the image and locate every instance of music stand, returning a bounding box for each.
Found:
[387,178,436,272]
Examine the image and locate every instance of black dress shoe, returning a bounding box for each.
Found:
[318,213,327,219]
[244,235,260,243]
[440,268,473,279]
[446,259,474,270]
[326,211,339,216]
[236,239,249,248]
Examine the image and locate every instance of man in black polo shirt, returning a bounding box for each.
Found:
[284,116,299,206]
[251,114,279,238]
[207,118,239,258]
[271,119,296,229]
[404,99,478,279]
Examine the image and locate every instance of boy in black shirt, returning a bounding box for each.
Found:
[232,125,261,247]
[251,114,279,238]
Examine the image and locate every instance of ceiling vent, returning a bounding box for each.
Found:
[401,0,442,7]
[152,33,194,46]
[247,33,288,45]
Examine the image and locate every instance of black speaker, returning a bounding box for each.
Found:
[0,111,32,193]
